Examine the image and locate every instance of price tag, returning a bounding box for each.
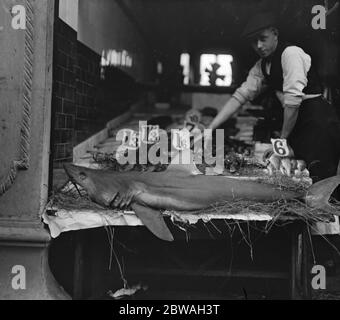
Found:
[185,110,201,125]
[271,138,290,157]
[184,121,196,133]
[172,129,190,150]
[141,125,160,144]
[122,129,140,150]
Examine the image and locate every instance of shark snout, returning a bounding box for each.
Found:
[63,163,80,181]
[63,163,114,207]
[63,163,91,188]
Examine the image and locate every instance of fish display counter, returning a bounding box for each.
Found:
[47,108,338,239]
[46,107,339,299]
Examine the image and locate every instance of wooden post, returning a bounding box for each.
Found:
[290,224,299,299]
[290,222,312,300]
[301,225,312,299]
[73,232,84,299]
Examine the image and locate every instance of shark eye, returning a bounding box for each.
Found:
[79,172,87,181]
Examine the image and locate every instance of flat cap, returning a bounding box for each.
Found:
[241,12,278,38]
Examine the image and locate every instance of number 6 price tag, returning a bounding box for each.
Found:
[271,138,290,157]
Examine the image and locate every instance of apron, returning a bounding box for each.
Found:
[288,96,340,184]
[288,96,340,235]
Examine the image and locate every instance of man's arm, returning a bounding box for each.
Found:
[280,46,311,139]
[208,97,242,130]
[209,60,265,130]
[280,105,299,139]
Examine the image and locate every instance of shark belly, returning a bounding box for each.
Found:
[134,175,301,211]
[135,190,204,211]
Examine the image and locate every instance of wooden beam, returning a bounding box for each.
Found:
[128,267,289,279]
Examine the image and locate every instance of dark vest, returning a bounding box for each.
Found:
[261,42,323,95]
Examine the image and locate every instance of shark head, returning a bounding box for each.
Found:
[63,164,118,207]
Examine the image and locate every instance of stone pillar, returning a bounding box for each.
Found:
[0,0,69,299]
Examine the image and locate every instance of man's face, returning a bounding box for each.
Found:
[250,28,278,58]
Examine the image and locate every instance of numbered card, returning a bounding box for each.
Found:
[184,121,196,133]
[185,110,201,125]
[172,129,190,150]
[148,127,160,143]
[122,129,140,150]
[141,125,160,144]
[271,138,290,157]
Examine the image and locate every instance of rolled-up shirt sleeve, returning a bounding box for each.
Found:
[282,46,311,107]
[233,60,266,105]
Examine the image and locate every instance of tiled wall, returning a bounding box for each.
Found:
[52,18,77,167]
[51,18,134,168]
[74,42,102,145]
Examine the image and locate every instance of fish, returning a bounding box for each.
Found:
[63,151,340,242]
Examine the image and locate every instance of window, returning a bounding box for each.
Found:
[180,53,190,85]
[200,54,233,86]
[101,50,133,68]
[100,49,133,79]
[157,61,163,75]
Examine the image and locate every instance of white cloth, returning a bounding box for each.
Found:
[42,208,273,238]
[43,207,339,238]
[233,46,318,107]
[42,209,144,238]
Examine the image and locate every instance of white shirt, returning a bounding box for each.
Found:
[233,46,318,107]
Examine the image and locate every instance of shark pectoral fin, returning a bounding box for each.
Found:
[117,189,135,209]
[305,175,340,215]
[167,148,203,176]
[119,192,134,209]
[131,203,174,241]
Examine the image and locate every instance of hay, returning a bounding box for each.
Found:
[168,198,335,225]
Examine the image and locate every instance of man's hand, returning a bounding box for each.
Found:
[263,139,298,177]
[262,145,274,162]
[208,97,243,131]
[264,148,306,177]
[265,153,291,176]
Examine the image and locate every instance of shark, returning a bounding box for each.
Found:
[63,152,340,241]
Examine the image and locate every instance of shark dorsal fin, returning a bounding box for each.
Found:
[166,148,203,175]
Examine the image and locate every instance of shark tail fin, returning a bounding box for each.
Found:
[132,203,174,241]
[305,175,340,215]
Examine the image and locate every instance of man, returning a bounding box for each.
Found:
[208,12,340,184]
